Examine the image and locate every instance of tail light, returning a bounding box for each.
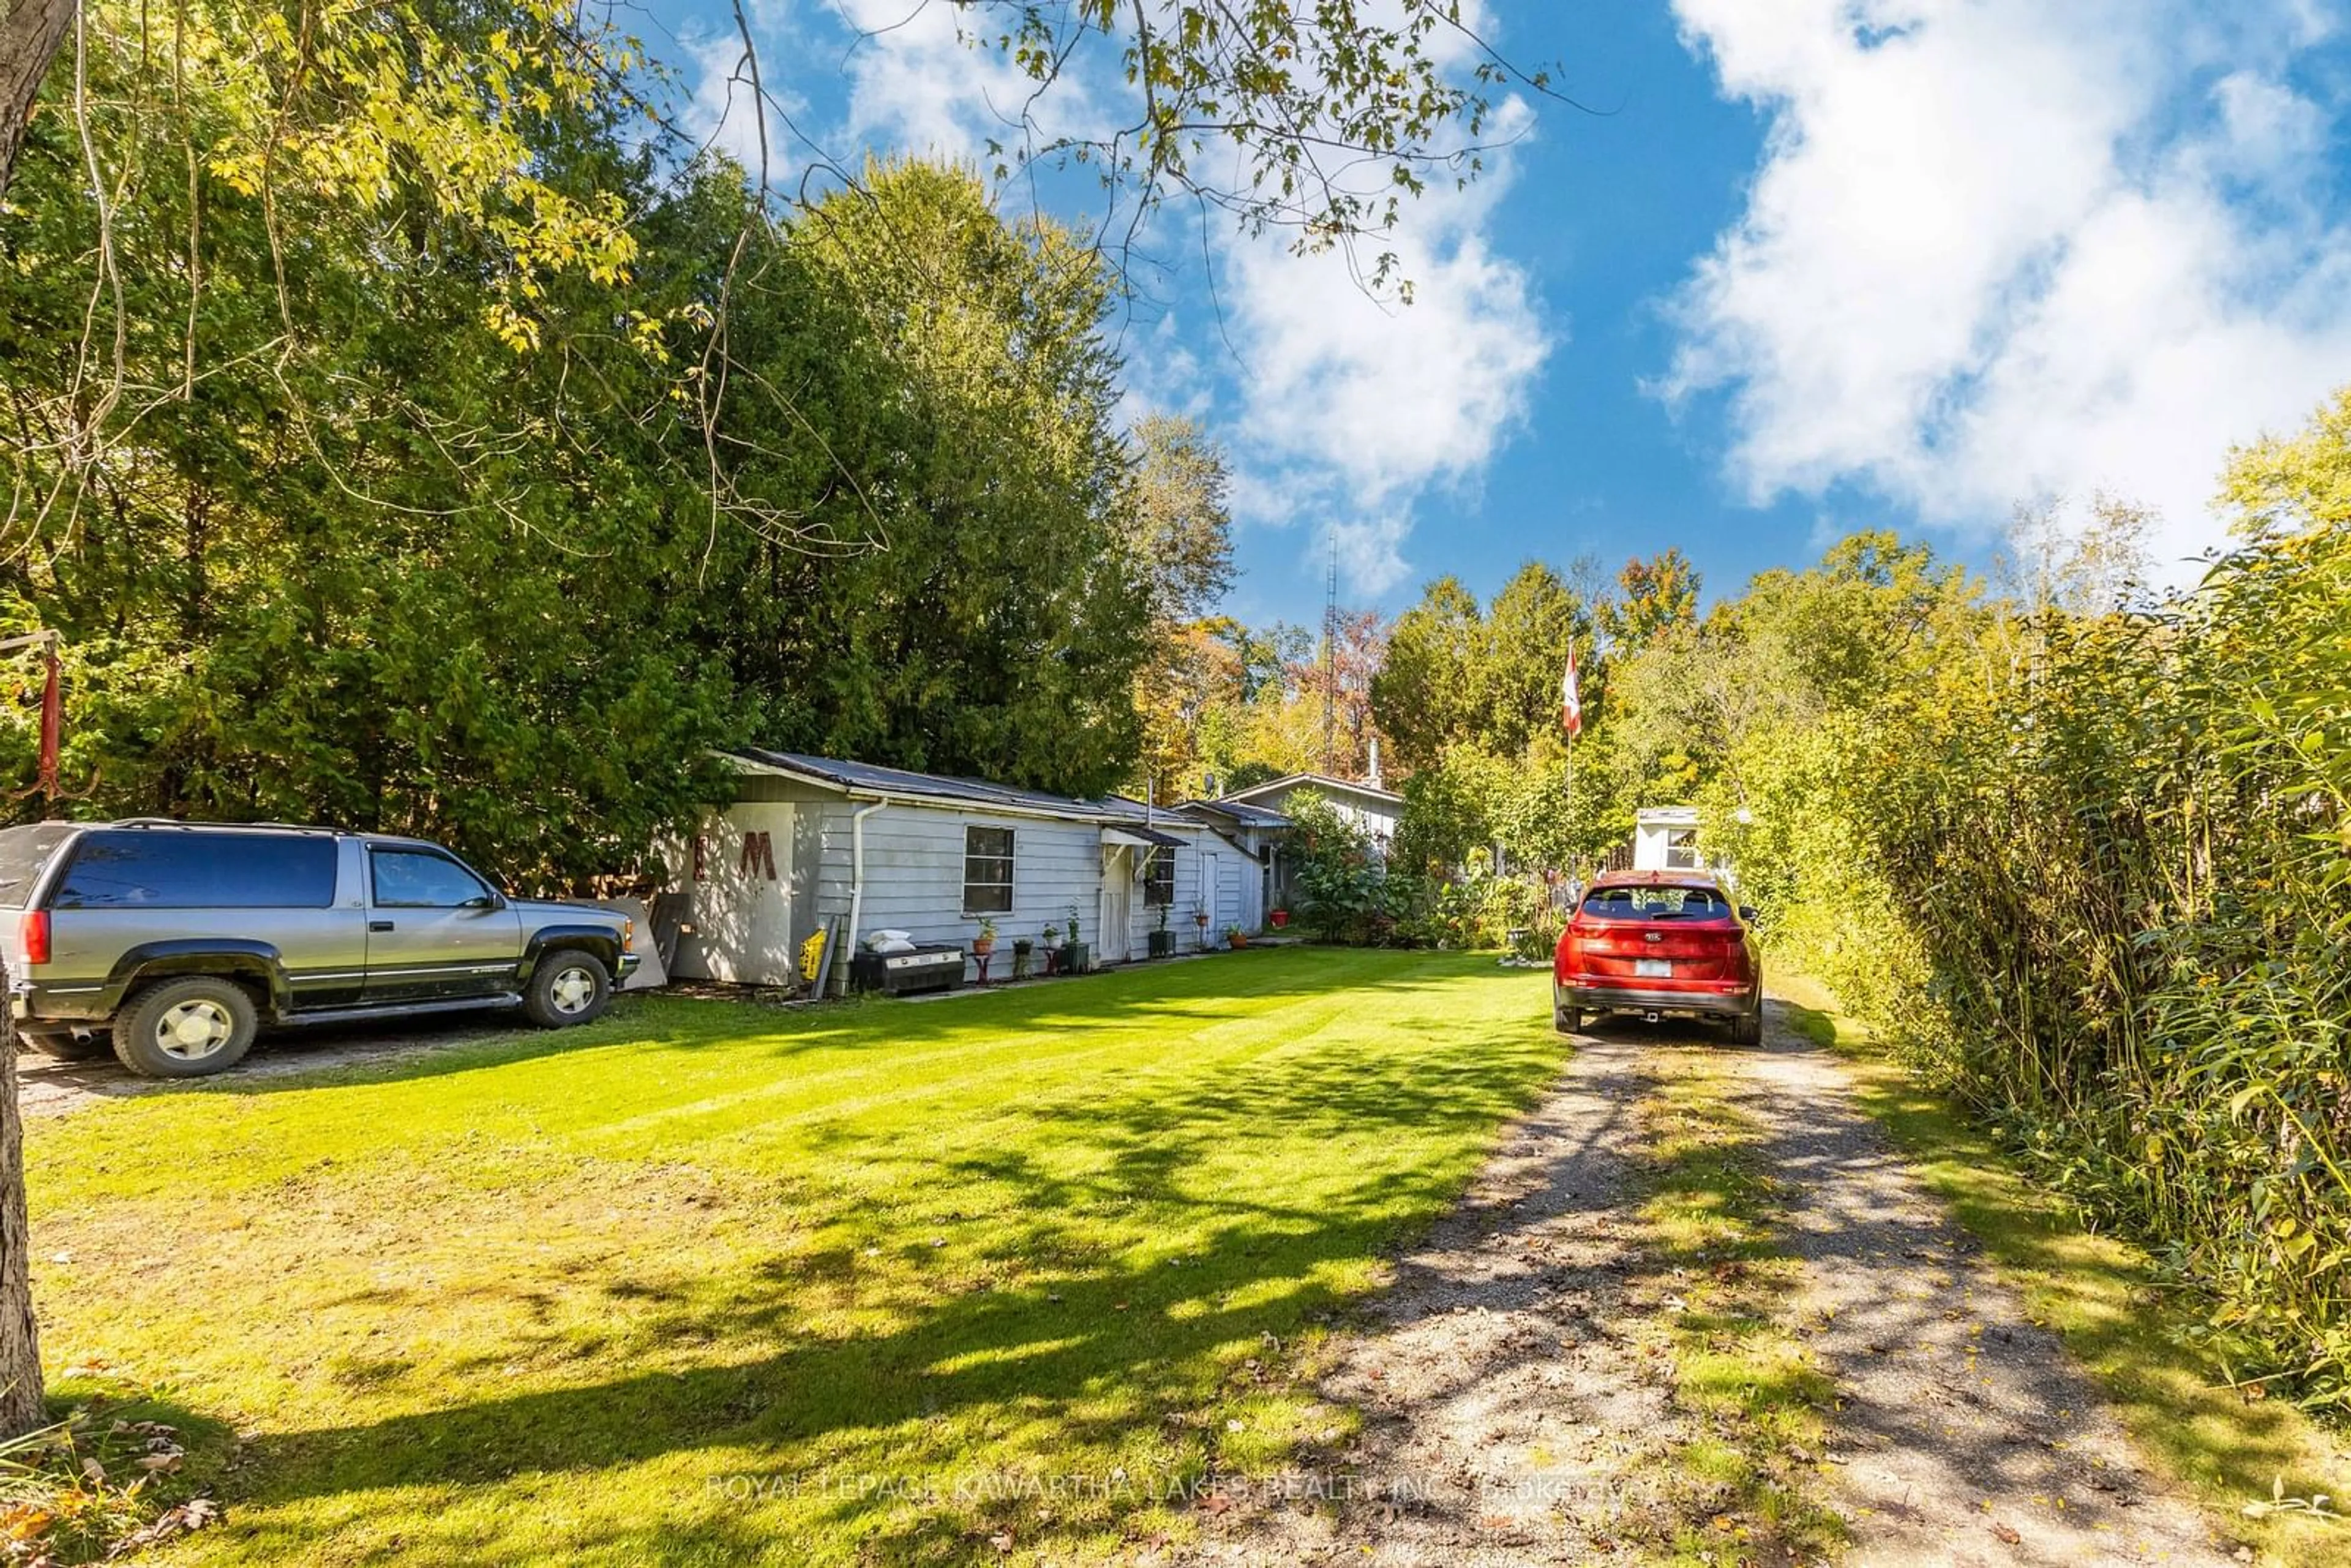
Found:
[20,910,50,967]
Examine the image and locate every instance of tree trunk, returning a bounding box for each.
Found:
[0,962,44,1436]
[0,0,77,201]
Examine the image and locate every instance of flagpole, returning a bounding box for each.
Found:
[1560,633,1581,899]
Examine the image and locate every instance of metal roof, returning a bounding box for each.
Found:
[728,750,1131,822]
[1180,797,1294,830]
[1217,771,1402,808]
[1104,823,1187,849]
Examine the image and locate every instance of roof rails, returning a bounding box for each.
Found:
[108,818,339,835]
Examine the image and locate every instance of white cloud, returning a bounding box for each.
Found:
[805,0,1553,601]
[1665,0,2351,570]
[1215,121,1552,596]
[832,0,1097,165]
[1324,516,1419,597]
[679,1,806,182]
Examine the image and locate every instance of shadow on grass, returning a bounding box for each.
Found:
[61,947,1491,1109]
[177,955,1565,1564]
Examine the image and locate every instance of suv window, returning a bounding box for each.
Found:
[51,830,337,909]
[370,849,491,908]
[0,823,77,905]
[1580,885,1731,920]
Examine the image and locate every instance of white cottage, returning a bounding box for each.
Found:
[1213,772,1402,847]
[1176,796,1297,925]
[1207,772,1403,912]
[665,750,1273,992]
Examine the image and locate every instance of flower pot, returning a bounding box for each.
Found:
[1269,910,1290,929]
[1057,942,1090,974]
[1227,933,1247,950]
[972,937,996,959]
[1147,931,1176,959]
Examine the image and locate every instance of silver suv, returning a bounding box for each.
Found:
[0,820,638,1078]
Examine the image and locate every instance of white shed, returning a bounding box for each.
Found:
[1633,806,1703,872]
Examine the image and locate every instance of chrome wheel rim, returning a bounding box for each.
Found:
[549,965,598,1015]
[156,999,234,1060]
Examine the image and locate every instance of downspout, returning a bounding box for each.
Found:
[842,797,892,995]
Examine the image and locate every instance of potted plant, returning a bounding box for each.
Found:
[1269,907,1291,929]
[1191,903,1211,951]
[972,915,997,959]
[1226,924,1247,950]
[1011,937,1034,981]
[1059,904,1089,974]
[1147,900,1175,959]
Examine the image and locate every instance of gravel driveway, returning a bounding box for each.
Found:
[1185,997,2240,1566]
[12,1015,511,1118]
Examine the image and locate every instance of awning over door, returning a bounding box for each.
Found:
[1102,824,1184,850]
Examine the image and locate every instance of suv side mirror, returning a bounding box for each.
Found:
[462,892,507,912]
[1738,906,1758,923]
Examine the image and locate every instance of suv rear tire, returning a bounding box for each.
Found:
[1729,1006,1763,1047]
[1553,992,1582,1035]
[113,976,259,1078]
[525,950,612,1028]
[20,1029,108,1063]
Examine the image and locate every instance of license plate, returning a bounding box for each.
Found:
[1635,958,1672,978]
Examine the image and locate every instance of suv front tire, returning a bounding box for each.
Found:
[113,976,260,1078]
[524,949,612,1028]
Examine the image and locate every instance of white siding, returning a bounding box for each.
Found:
[1123,830,1209,957]
[686,770,1284,991]
[1232,781,1400,852]
[849,808,1106,961]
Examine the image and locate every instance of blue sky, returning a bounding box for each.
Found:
[653,0,2351,625]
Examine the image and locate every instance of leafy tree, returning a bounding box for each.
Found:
[1134,620,1248,803]
[1285,789,1381,942]
[1371,576,1481,771]
[1607,548,1701,650]
[1472,561,1584,759]
[1234,608,1390,781]
[1123,416,1235,625]
[1373,562,1590,771]
[1218,759,1282,794]
[1589,447,2351,1409]
[699,159,1153,797]
[1392,742,1512,873]
[898,1,1568,294]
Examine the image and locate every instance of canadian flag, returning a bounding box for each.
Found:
[1561,642,1583,740]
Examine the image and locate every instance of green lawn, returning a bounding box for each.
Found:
[29,949,1561,1565]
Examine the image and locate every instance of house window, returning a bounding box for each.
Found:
[1143,847,1175,907]
[962,825,1014,913]
[1664,828,1701,871]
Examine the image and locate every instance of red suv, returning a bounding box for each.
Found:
[1553,871,1763,1045]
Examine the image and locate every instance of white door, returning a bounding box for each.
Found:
[683,805,795,984]
[1100,846,1133,962]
